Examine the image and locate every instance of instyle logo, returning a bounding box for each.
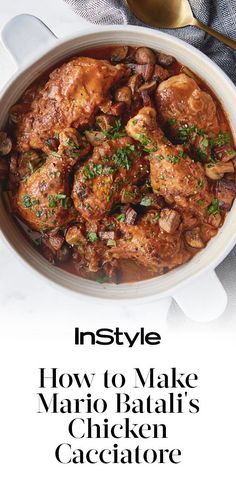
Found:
[74,327,161,348]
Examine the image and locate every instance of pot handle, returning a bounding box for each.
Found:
[1,14,57,68]
[172,270,227,322]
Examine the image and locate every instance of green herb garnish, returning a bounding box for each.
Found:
[23,194,32,208]
[117,213,126,223]
[87,232,98,243]
[50,152,61,158]
[103,119,125,139]
[208,198,220,215]
[211,131,231,147]
[140,196,152,207]
[112,144,135,170]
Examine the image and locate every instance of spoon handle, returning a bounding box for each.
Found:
[192,18,236,51]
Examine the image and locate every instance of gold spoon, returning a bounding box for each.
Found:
[126,0,236,50]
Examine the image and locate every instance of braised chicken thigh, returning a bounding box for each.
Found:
[72,136,149,220]
[156,73,220,136]
[126,107,211,216]
[13,128,89,231]
[15,57,126,152]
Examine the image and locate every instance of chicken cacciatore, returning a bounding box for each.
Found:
[1,45,236,284]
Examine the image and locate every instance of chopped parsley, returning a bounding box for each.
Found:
[167,117,177,126]
[140,196,152,207]
[202,137,209,148]
[47,193,71,209]
[136,133,151,146]
[178,124,205,142]
[124,190,135,199]
[116,213,126,223]
[103,119,125,139]
[157,154,164,161]
[211,131,231,147]
[198,199,205,207]
[196,148,208,162]
[208,198,220,215]
[32,198,40,206]
[107,239,116,247]
[83,163,104,181]
[199,179,205,189]
[35,210,43,218]
[50,151,61,158]
[135,133,158,153]
[112,145,135,170]
[166,154,180,165]
[87,231,98,243]
[22,195,32,208]
[60,196,72,209]
[48,194,57,208]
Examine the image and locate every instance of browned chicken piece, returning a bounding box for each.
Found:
[72,136,149,221]
[156,73,220,136]
[126,106,212,216]
[68,209,190,278]
[102,211,191,275]
[15,57,126,152]
[13,128,89,231]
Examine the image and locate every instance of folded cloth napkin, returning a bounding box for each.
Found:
[64,0,236,83]
[64,0,236,304]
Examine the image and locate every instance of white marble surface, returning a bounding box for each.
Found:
[0,0,235,328]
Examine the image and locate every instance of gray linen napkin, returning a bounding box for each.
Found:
[64,0,236,306]
[64,0,236,83]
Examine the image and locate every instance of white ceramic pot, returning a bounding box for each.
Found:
[0,14,236,321]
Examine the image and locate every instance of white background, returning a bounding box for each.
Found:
[0,1,235,499]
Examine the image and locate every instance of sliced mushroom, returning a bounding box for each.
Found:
[110,46,129,62]
[205,161,234,180]
[66,225,86,246]
[115,86,132,106]
[0,132,12,156]
[156,52,175,67]
[138,81,157,94]
[200,224,217,242]
[135,47,156,65]
[138,81,157,107]
[159,208,181,234]
[128,73,143,95]
[84,130,105,146]
[96,114,116,131]
[0,158,8,183]
[9,103,29,123]
[207,212,222,228]
[99,99,113,113]
[128,63,155,82]
[185,228,205,248]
